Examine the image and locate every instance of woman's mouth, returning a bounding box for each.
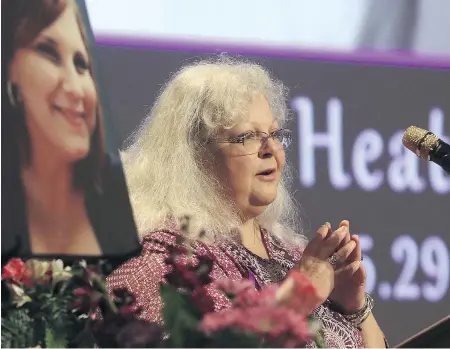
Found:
[256,168,277,181]
[54,105,86,128]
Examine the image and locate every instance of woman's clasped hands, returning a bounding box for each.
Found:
[296,220,367,314]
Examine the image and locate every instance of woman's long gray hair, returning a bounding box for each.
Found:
[123,56,306,245]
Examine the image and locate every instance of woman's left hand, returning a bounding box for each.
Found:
[329,221,367,313]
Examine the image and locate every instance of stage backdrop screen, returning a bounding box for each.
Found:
[93,44,450,344]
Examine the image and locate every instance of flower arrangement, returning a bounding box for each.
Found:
[2,240,324,348]
[1,258,103,347]
[92,241,325,348]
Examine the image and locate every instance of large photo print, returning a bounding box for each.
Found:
[2,0,141,259]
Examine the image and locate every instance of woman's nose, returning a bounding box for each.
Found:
[258,137,276,159]
[60,68,83,101]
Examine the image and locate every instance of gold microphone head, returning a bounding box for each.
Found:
[402,126,439,160]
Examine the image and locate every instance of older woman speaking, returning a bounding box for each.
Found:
[107,57,386,347]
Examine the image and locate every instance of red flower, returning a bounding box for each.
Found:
[191,287,215,313]
[1,258,33,287]
[2,259,25,280]
[73,286,103,314]
[164,254,213,291]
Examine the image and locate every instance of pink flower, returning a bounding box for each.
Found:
[199,305,313,347]
[232,287,260,308]
[233,284,279,308]
[214,278,255,295]
[200,308,248,332]
[215,270,319,316]
[214,278,279,309]
[74,287,90,297]
[199,270,320,346]
[275,270,321,315]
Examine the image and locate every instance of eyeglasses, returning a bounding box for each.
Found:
[207,128,293,155]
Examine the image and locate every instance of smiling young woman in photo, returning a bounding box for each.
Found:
[2,0,140,258]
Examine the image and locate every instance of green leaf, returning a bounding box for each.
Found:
[160,283,199,328]
[211,329,262,348]
[45,327,68,348]
[1,308,37,348]
[307,317,325,348]
[160,283,207,347]
[314,330,326,348]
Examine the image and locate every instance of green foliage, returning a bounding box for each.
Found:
[45,327,68,348]
[160,283,206,347]
[1,260,97,348]
[1,308,36,348]
[209,328,263,348]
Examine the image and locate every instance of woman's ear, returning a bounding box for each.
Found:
[7,60,23,107]
[8,57,17,83]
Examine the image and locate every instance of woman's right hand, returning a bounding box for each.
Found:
[296,223,354,306]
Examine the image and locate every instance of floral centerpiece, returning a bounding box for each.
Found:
[2,242,324,347]
[1,258,108,347]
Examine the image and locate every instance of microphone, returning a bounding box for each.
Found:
[402,126,450,174]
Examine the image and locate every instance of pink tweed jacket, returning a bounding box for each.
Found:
[107,229,365,348]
